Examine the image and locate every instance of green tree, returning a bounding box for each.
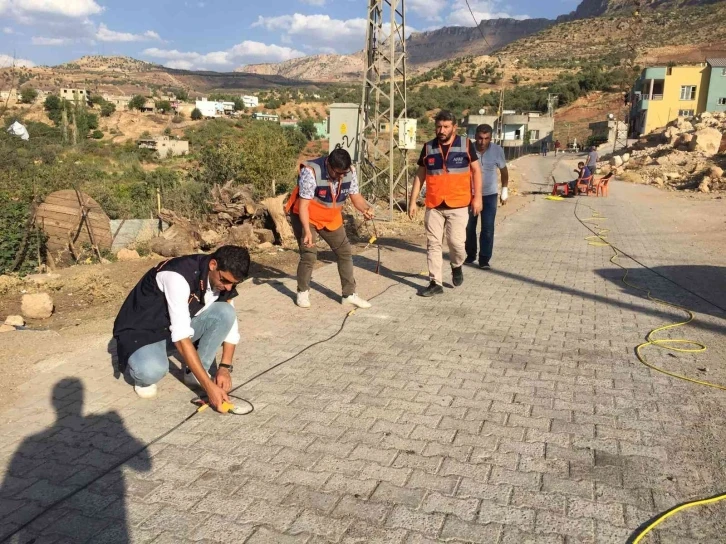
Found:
[175,88,189,101]
[20,88,38,104]
[89,94,106,106]
[233,97,244,111]
[129,95,147,111]
[191,108,202,120]
[91,130,103,139]
[100,102,116,117]
[298,118,317,141]
[155,100,172,113]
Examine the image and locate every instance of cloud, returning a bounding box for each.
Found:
[32,36,68,45]
[252,13,415,54]
[3,27,14,34]
[407,0,448,21]
[95,23,162,43]
[0,0,103,19]
[143,41,306,71]
[300,0,326,5]
[0,53,36,67]
[446,0,530,26]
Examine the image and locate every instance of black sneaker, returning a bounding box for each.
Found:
[479,261,491,270]
[420,281,444,297]
[452,266,464,287]
[464,256,476,264]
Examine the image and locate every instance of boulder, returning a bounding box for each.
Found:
[654,177,665,187]
[0,324,15,333]
[21,293,54,319]
[678,133,693,145]
[710,165,724,179]
[116,248,140,261]
[200,229,222,249]
[699,176,711,193]
[622,152,630,163]
[254,228,275,244]
[701,111,713,118]
[257,242,274,250]
[610,155,623,167]
[4,315,24,327]
[675,118,694,132]
[148,237,194,258]
[227,223,256,248]
[688,128,722,156]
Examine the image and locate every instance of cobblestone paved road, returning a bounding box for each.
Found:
[2,155,726,543]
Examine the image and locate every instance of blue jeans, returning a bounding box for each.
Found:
[128,301,236,387]
[465,194,498,264]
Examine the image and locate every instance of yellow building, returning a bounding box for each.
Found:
[629,63,710,136]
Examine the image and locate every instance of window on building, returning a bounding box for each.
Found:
[529,130,540,140]
[678,109,695,117]
[666,67,673,76]
[680,85,697,100]
[719,98,726,105]
[722,68,726,76]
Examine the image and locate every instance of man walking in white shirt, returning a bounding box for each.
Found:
[113,246,250,411]
[465,124,509,269]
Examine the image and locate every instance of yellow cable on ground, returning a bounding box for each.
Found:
[573,203,726,543]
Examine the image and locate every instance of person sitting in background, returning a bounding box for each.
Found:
[568,161,592,194]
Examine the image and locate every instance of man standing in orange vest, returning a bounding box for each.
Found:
[408,110,483,297]
[286,148,374,309]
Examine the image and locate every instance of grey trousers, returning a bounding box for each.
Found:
[290,213,356,297]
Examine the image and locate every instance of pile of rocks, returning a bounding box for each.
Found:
[599,111,725,194]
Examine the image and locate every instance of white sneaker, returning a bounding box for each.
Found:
[296,290,311,309]
[342,293,372,309]
[134,383,157,399]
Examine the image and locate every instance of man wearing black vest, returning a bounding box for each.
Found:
[113,245,250,410]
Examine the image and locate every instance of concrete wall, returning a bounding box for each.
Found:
[526,116,554,143]
[705,64,726,113]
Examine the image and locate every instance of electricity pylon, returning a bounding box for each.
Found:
[358,0,409,219]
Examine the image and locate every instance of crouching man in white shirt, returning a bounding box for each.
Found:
[113,246,250,411]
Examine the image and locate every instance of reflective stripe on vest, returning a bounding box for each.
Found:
[424,136,472,209]
[292,156,353,230]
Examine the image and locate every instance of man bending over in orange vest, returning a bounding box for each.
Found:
[286,148,374,309]
[408,110,483,297]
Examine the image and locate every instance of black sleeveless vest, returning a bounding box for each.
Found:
[112,254,238,369]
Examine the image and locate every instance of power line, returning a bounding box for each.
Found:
[464,0,492,50]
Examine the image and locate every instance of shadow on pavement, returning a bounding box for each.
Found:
[0,378,151,544]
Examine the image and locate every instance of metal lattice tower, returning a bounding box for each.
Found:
[358,0,409,219]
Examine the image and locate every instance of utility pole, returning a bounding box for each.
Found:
[358,0,409,219]
[614,0,643,153]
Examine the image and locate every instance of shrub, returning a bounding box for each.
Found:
[91,130,103,139]
[191,108,202,120]
[20,88,38,104]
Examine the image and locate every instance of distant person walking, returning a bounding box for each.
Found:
[554,139,562,155]
[541,139,548,156]
[408,110,482,297]
[285,147,374,310]
[587,145,598,174]
[465,124,509,270]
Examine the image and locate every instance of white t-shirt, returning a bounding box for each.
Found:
[156,271,240,345]
[478,143,507,196]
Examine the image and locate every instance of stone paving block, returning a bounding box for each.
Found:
[438,515,502,543]
[342,520,408,544]
[323,474,379,499]
[420,491,479,521]
[236,478,293,505]
[332,495,391,524]
[349,444,397,466]
[478,499,536,530]
[289,509,351,541]
[236,499,301,532]
[360,463,411,487]
[246,526,312,543]
[385,504,445,538]
[191,515,256,543]
[534,511,595,540]
[370,482,426,509]
[489,466,541,489]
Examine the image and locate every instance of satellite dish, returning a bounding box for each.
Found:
[478,109,486,115]
[607,113,614,120]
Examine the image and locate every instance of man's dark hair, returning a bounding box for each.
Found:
[212,245,251,281]
[475,124,493,135]
[328,148,352,171]
[578,161,585,167]
[434,110,457,124]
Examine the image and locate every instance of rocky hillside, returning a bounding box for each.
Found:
[238,53,364,82]
[60,56,156,73]
[558,0,722,21]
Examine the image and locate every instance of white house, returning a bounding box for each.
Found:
[241,95,258,108]
[195,99,224,118]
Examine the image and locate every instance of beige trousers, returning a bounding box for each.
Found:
[424,206,468,285]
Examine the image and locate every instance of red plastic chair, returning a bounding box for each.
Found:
[594,173,612,197]
[576,175,594,195]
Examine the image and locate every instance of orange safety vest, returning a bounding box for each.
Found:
[285,156,353,231]
[423,135,472,209]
